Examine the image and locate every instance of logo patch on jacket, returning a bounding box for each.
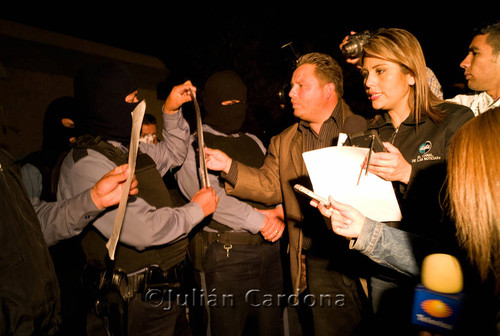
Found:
[412,141,441,163]
[419,141,432,154]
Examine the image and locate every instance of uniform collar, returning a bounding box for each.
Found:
[370,111,427,129]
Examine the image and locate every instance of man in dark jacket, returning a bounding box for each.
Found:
[0,147,137,335]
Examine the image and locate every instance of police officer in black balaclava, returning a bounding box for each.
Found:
[20,94,86,335]
[21,96,80,201]
[183,70,284,336]
[66,61,219,336]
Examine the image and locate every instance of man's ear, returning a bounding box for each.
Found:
[325,82,336,98]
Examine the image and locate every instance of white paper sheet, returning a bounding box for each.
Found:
[106,99,146,260]
[302,146,402,222]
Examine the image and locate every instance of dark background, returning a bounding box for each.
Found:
[3,7,498,142]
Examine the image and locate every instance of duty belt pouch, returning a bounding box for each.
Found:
[141,264,183,305]
[188,229,209,272]
[188,220,231,272]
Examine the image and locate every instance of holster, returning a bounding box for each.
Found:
[83,262,185,336]
[84,267,128,336]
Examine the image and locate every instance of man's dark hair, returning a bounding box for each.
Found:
[143,113,157,126]
[476,21,500,55]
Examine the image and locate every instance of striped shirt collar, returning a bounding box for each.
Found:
[298,101,344,136]
[298,102,344,151]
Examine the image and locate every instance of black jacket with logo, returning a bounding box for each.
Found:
[367,102,474,250]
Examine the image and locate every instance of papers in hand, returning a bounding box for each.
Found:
[106,99,146,260]
[302,146,402,222]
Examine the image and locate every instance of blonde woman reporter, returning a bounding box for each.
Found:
[316,107,499,335]
[318,28,474,334]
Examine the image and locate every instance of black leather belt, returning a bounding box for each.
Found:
[202,230,265,246]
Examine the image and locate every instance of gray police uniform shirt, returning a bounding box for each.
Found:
[32,189,101,246]
[57,110,204,250]
[176,124,266,234]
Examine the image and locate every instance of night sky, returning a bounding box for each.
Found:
[4,8,496,79]
[2,7,498,141]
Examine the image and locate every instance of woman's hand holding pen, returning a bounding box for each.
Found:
[363,142,412,184]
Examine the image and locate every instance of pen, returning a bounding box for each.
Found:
[356,164,363,186]
[365,135,374,176]
[357,135,374,185]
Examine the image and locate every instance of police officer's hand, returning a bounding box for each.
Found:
[90,164,138,210]
[191,186,219,217]
[258,207,285,242]
[163,80,196,114]
[363,142,412,184]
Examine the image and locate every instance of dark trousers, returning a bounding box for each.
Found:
[306,254,367,336]
[86,293,191,336]
[202,241,284,336]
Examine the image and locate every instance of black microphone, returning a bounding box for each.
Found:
[341,114,367,146]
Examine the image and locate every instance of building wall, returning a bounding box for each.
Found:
[0,20,169,160]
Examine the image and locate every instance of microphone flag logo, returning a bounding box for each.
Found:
[421,299,453,318]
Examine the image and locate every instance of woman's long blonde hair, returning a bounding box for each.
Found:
[447,107,500,282]
[361,28,445,124]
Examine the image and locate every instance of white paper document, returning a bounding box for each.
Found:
[106,99,146,260]
[302,146,402,222]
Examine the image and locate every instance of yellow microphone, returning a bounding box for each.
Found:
[411,254,464,333]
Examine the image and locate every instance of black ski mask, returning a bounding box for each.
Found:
[203,71,248,135]
[74,62,138,145]
[41,96,80,153]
